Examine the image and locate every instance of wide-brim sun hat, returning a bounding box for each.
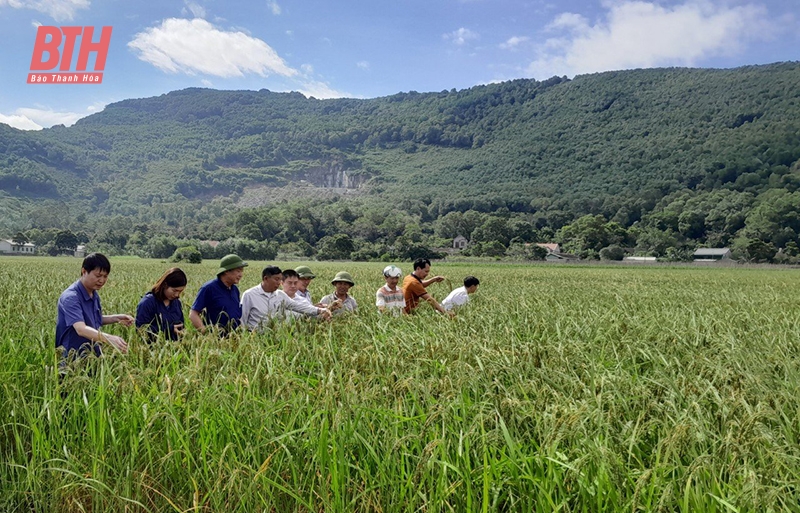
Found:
[217,254,248,275]
[331,271,355,286]
[383,265,402,278]
[295,265,316,279]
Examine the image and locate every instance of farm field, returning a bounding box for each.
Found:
[2,256,800,512]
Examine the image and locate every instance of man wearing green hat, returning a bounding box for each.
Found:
[319,271,358,316]
[294,265,316,306]
[189,254,248,334]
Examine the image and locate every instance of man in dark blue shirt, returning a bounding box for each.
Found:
[56,253,134,360]
[189,254,248,334]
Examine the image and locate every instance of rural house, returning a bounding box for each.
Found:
[693,248,732,261]
[535,243,561,254]
[0,240,36,255]
[453,235,468,250]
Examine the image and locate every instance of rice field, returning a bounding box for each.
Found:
[2,256,800,512]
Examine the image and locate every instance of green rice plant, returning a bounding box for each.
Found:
[1,257,800,511]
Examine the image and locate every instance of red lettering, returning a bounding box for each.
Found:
[76,26,112,71]
[59,26,83,71]
[30,26,62,71]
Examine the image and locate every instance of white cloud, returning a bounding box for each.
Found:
[0,105,94,130]
[300,63,314,74]
[17,107,83,126]
[128,18,297,78]
[85,100,106,113]
[443,27,479,46]
[0,112,43,130]
[295,80,350,99]
[527,1,776,79]
[266,0,280,15]
[201,78,213,87]
[356,60,369,69]
[499,36,530,50]
[182,1,206,19]
[0,0,89,21]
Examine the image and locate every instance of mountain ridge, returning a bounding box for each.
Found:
[1,62,799,260]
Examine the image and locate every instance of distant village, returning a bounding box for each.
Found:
[0,237,738,263]
[449,236,734,263]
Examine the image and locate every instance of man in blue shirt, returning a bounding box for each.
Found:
[189,254,248,334]
[56,253,134,360]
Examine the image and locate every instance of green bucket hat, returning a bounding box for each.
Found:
[331,271,355,286]
[295,265,316,279]
[217,254,248,275]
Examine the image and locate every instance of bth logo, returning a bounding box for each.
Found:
[28,26,112,84]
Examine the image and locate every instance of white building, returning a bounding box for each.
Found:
[623,256,657,262]
[693,248,732,262]
[0,240,36,255]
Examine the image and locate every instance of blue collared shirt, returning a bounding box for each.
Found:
[191,277,242,332]
[136,292,184,341]
[56,279,103,358]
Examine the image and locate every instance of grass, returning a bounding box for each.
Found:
[1,256,800,511]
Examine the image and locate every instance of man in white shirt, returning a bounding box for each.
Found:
[281,268,303,320]
[241,266,331,331]
[442,276,480,312]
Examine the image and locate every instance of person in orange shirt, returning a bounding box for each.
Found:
[401,258,453,316]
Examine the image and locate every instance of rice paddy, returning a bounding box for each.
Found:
[2,256,799,512]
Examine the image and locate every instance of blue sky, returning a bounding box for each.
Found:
[1,0,797,130]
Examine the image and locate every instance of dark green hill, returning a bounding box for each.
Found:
[2,62,800,259]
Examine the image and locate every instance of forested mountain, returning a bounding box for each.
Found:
[2,62,800,262]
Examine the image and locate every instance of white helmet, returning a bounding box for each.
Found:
[382,265,402,278]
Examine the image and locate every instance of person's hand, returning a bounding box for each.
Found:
[447,310,456,318]
[104,334,128,354]
[328,299,343,311]
[433,276,445,283]
[318,308,332,321]
[116,314,134,327]
[173,323,185,337]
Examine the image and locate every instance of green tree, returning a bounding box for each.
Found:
[678,210,706,239]
[471,217,510,246]
[557,215,627,256]
[599,245,626,261]
[170,246,203,264]
[507,218,536,242]
[633,227,678,257]
[733,237,776,263]
[12,232,29,245]
[147,235,179,259]
[481,240,506,257]
[54,230,79,254]
[316,234,355,260]
[742,190,800,248]
[506,243,548,261]
[239,223,263,240]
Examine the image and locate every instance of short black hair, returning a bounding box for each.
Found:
[464,276,480,288]
[82,253,111,274]
[413,258,431,270]
[262,265,282,278]
[282,269,299,280]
